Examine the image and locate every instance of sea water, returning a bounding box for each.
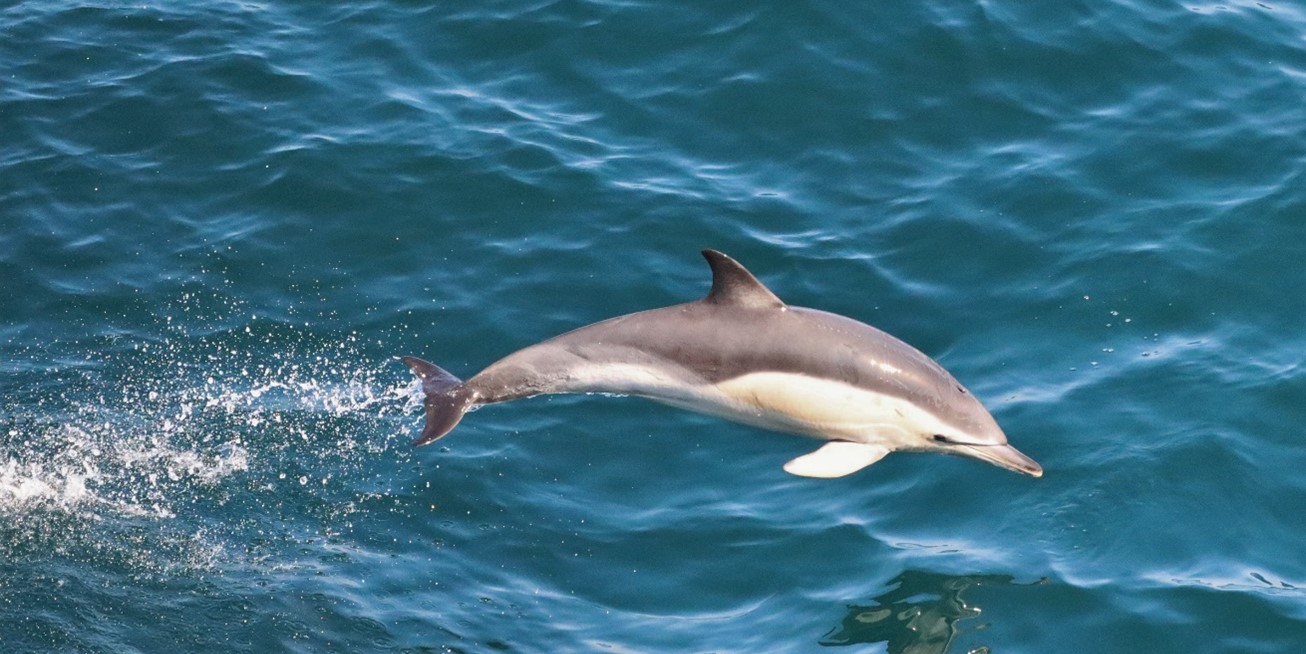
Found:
[3,1,1305,652]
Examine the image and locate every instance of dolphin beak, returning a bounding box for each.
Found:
[958,443,1043,477]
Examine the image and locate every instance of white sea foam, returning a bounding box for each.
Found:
[0,459,95,506]
[1,329,419,575]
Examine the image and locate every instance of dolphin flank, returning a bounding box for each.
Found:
[401,250,1042,478]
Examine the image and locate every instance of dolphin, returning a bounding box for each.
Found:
[401,250,1042,478]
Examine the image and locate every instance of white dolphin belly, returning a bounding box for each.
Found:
[571,362,955,449]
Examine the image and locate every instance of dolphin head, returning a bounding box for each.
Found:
[923,385,1043,478]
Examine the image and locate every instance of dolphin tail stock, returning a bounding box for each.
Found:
[400,356,476,446]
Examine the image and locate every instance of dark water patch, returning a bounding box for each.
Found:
[819,571,1036,652]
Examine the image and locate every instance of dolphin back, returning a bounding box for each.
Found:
[401,356,477,445]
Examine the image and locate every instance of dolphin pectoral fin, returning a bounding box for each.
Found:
[782,442,890,478]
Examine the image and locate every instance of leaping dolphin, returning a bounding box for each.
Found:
[401,250,1042,478]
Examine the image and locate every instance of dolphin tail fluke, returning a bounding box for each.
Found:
[401,356,475,446]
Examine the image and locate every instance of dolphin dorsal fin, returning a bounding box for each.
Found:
[701,249,785,309]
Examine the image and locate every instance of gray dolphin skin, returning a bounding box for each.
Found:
[402,250,1042,478]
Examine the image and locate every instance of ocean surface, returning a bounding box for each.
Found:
[3,1,1305,652]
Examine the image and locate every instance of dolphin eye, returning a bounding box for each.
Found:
[933,434,950,443]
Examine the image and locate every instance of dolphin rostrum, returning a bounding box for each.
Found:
[402,250,1042,478]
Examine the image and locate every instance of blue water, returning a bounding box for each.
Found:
[3,1,1305,652]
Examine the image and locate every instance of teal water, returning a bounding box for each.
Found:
[3,1,1305,652]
